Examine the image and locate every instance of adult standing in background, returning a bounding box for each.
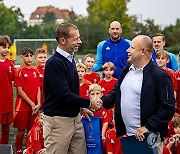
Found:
[42,23,96,154]
[96,35,175,154]
[92,21,131,78]
[152,33,179,71]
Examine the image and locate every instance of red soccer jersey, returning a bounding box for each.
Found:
[94,108,107,125]
[0,59,14,113]
[105,128,123,154]
[84,72,100,84]
[164,68,178,91]
[99,77,117,95]
[14,64,41,111]
[26,117,44,153]
[176,71,180,114]
[34,66,45,104]
[80,79,91,99]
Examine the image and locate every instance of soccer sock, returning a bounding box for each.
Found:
[0,125,10,144]
[15,134,24,154]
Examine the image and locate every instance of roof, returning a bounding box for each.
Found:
[29,5,71,20]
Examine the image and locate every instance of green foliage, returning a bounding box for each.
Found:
[42,12,57,24]
[0,2,26,39]
[87,0,131,34]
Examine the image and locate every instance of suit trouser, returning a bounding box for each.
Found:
[43,114,86,154]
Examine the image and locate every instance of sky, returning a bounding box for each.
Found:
[3,0,180,27]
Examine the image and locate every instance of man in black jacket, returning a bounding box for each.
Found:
[97,35,175,153]
[42,23,97,154]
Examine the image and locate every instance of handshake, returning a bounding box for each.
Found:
[89,97,103,112]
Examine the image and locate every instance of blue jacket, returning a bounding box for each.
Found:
[101,60,175,139]
[92,38,131,78]
[152,50,179,71]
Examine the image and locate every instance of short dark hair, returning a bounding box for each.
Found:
[0,35,12,47]
[152,33,165,42]
[55,23,77,43]
[20,48,33,56]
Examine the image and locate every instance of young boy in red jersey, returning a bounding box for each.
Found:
[98,62,117,133]
[156,50,178,99]
[106,109,123,154]
[163,116,180,154]
[34,48,48,105]
[76,62,91,99]
[83,53,100,83]
[99,62,117,95]
[88,84,108,148]
[14,48,41,154]
[0,35,14,144]
[25,111,45,154]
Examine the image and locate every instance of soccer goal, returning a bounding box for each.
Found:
[14,39,57,55]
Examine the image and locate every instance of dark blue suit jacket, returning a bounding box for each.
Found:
[101,60,175,139]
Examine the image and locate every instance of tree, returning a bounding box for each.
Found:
[0,1,27,39]
[87,0,132,35]
[42,12,57,24]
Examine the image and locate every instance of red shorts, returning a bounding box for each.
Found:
[0,112,13,125]
[13,111,37,130]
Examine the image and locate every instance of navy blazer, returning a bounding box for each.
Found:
[101,60,175,139]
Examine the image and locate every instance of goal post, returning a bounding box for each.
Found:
[14,39,57,55]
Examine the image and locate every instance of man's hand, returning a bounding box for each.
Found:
[81,108,94,121]
[135,126,149,141]
[89,97,103,111]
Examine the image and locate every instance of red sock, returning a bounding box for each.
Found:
[15,134,24,154]
[0,125,10,144]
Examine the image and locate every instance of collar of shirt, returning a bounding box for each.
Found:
[129,64,144,71]
[56,47,74,63]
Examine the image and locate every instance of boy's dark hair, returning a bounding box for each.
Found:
[35,48,47,57]
[172,116,180,127]
[0,35,12,47]
[84,53,95,61]
[55,23,77,43]
[20,48,33,56]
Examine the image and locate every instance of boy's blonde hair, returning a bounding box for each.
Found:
[83,53,95,61]
[35,48,47,57]
[156,50,169,60]
[102,62,115,71]
[172,116,180,127]
[76,62,86,71]
[89,84,102,94]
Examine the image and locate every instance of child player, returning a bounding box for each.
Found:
[83,53,100,83]
[106,109,123,154]
[88,84,108,151]
[99,62,117,96]
[76,62,91,99]
[14,48,41,154]
[25,110,45,154]
[34,48,48,104]
[0,35,14,144]
[99,62,117,134]
[163,116,180,154]
[156,50,178,99]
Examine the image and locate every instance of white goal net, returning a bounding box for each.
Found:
[14,39,57,55]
